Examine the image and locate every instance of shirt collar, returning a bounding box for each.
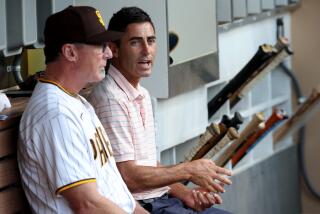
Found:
[108,65,145,101]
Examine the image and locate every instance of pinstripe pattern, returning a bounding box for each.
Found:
[88,65,169,200]
[18,82,135,213]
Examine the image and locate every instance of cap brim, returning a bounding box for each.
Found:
[87,30,124,44]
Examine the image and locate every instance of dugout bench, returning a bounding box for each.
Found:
[0,97,30,213]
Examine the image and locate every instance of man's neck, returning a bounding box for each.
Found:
[44,63,82,94]
[111,64,140,89]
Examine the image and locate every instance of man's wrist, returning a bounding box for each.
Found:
[168,183,190,200]
[179,162,192,181]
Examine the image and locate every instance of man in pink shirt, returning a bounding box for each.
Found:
[88,7,232,214]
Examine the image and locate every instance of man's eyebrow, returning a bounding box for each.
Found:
[129,36,156,41]
[129,37,143,41]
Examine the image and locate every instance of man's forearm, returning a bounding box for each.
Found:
[62,183,128,214]
[117,161,192,193]
[75,197,127,214]
[117,159,232,194]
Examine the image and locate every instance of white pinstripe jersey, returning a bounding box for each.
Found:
[88,65,170,200]
[18,81,135,214]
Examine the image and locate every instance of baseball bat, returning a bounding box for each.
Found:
[232,109,287,167]
[274,86,320,143]
[203,127,239,159]
[208,44,275,118]
[230,38,292,108]
[215,113,265,167]
[185,112,243,161]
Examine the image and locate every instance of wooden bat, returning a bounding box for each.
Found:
[230,38,292,108]
[215,112,265,167]
[189,123,227,161]
[274,86,320,143]
[203,127,239,159]
[208,44,275,118]
[185,112,243,162]
[184,123,220,162]
[182,112,243,186]
[232,109,287,167]
[248,110,287,150]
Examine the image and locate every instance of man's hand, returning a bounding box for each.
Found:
[169,183,223,212]
[180,187,222,212]
[185,159,232,193]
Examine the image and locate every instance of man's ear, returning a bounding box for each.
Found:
[108,42,119,58]
[61,44,78,62]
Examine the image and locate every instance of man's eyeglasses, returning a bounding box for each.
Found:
[101,42,107,53]
[91,42,108,53]
[74,42,108,53]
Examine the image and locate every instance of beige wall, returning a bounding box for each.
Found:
[291,0,320,213]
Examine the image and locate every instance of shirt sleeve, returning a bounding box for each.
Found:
[35,114,96,195]
[94,97,135,162]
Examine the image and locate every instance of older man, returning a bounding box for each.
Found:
[18,5,148,214]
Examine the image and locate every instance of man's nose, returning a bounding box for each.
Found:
[103,46,113,59]
[141,40,151,55]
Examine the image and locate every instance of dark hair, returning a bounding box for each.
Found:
[108,7,155,45]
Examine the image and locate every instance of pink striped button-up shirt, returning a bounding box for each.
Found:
[88,65,169,200]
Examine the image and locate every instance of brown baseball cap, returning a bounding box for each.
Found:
[44,5,123,48]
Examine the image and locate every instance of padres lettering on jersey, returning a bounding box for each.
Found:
[18,80,136,214]
[90,127,113,166]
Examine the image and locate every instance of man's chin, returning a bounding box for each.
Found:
[141,70,152,77]
[99,69,106,79]
[89,72,105,84]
